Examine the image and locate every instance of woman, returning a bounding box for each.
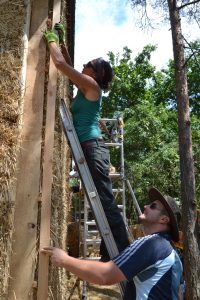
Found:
[43,25,130,261]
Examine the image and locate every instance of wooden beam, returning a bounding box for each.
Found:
[36,1,61,299]
[8,1,48,299]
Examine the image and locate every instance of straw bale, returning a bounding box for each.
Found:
[0,0,25,197]
[0,1,25,54]
[0,1,78,298]
[0,1,25,297]
[48,100,75,299]
[0,53,21,189]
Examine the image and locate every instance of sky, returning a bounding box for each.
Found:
[74,0,199,72]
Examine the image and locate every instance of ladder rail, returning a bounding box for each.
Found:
[59,100,118,256]
[125,179,142,216]
[59,99,126,297]
[120,139,126,221]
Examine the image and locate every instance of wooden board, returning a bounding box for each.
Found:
[8,0,48,299]
[36,0,61,299]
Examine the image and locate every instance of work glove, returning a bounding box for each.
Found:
[43,30,59,44]
[54,22,65,44]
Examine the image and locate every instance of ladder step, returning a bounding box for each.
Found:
[85,238,101,244]
[87,230,99,234]
[112,188,123,192]
[105,142,122,147]
[80,210,93,215]
[86,220,96,225]
[109,173,121,178]
[101,118,118,122]
[118,205,124,209]
[84,256,100,261]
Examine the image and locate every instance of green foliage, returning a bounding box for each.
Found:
[151,60,176,108]
[123,101,180,207]
[185,40,200,115]
[191,114,200,201]
[102,45,156,117]
[101,43,200,214]
[151,40,200,115]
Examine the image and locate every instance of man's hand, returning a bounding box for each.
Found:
[54,22,65,44]
[43,30,59,44]
[41,246,68,267]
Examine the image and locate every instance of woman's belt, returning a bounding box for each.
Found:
[81,138,104,148]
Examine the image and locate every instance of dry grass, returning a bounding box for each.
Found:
[0,53,21,192]
[47,92,75,299]
[0,1,25,297]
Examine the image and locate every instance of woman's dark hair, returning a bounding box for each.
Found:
[94,57,113,91]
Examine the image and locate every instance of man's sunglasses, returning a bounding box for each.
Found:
[149,202,160,210]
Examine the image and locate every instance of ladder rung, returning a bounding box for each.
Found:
[109,173,121,178]
[118,205,124,209]
[80,210,89,214]
[84,256,100,261]
[105,142,122,147]
[80,208,92,214]
[100,118,118,122]
[87,230,99,234]
[85,239,101,244]
[86,221,96,225]
[112,188,123,192]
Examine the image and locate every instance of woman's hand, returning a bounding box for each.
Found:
[43,30,59,44]
[54,22,65,44]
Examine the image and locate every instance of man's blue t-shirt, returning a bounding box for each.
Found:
[112,233,183,300]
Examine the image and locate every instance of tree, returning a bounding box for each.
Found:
[125,1,200,298]
[167,2,199,298]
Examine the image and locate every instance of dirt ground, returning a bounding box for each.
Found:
[69,281,121,300]
[88,284,121,299]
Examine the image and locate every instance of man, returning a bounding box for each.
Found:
[41,187,183,299]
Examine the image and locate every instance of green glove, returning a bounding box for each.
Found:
[43,30,59,44]
[54,22,65,44]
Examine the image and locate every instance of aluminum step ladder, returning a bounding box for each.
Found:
[81,117,128,261]
[81,118,142,259]
[59,99,126,298]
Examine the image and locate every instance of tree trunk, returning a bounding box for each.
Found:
[167,0,200,299]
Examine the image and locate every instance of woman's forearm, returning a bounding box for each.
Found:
[47,42,101,94]
[60,43,72,66]
[48,42,80,83]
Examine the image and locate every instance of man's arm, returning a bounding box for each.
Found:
[41,247,126,285]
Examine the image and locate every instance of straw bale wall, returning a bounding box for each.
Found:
[0,1,76,298]
[0,1,25,296]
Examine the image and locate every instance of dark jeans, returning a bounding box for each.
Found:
[81,139,130,259]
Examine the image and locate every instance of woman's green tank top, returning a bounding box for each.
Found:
[71,90,102,142]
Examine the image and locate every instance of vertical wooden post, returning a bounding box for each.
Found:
[8,1,48,299]
[36,1,61,299]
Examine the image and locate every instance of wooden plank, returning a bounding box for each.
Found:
[8,1,48,299]
[36,1,61,299]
